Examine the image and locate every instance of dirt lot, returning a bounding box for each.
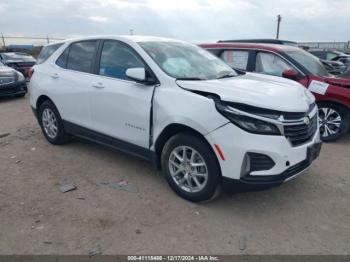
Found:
[0,96,349,255]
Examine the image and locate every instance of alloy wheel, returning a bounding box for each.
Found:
[42,108,58,139]
[318,107,342,139]
[168,146,208,193]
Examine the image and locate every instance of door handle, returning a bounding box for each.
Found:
[92,82,104,89]
[51,73,59,79]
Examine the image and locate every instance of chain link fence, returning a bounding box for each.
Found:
[298,41,350,52]
[0,34,65,57]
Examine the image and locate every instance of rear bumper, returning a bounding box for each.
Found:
[0,81,27,97]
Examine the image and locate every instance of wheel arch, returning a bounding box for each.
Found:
[317,99,350,112]
[154,123,222,175]
[36,95,54,111]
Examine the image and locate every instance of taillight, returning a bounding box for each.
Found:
[28,67,34,78]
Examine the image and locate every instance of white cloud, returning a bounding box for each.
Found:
[0,0,349,42]
[88,16,108,23]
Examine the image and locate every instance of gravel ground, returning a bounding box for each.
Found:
[0,96,349,255]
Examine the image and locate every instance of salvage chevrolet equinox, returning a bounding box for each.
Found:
[29,36,321,202]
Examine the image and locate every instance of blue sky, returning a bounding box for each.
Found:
[1,0,349,44]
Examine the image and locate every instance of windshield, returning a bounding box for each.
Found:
[139,41,237,80]
[286,50,329,77]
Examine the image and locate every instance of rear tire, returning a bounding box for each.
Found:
[38,100,70,145]
[318,102,349,142]
[161,133,221,202]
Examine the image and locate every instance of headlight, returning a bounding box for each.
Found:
[17,72,25,82]
[216,102,281,135]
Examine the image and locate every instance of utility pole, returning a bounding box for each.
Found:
[1,32,5,48]
[47,35,50,44]
[276,14,282,39]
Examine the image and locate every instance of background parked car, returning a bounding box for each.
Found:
[200,42,350,142]
[320,59,346,75]
[339,68,350,79]
[331,55,350,70]
[309,50,344,60]
[308,50,347,74]
[0,61,27,97]
[0,52,36,77]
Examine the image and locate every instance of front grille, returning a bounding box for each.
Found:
[284,114,318,146]
[283,103,316,120]
[0,77,15,86]
[248,153,275,172]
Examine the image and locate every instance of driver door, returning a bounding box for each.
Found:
[89,40,156,148]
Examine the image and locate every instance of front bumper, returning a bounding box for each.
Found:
[239,142,321,185]
[0,81,27,97]
[205,122,321,185]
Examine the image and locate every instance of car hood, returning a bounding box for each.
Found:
[4,58,36,63]
[176,73,315,112]
[0,65,16,76]
[324,75,350,87]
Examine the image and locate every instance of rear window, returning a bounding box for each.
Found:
[56,41,98,73]
[220,50,249,70]
[37,43,63,64]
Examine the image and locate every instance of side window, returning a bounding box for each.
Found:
[255,52,293,77]
[99,40,144,80]
[220,50,249,70]
[37,43,63,64]
[66,41,98,73]
[56,47,69,68]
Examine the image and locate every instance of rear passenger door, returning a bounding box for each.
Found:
[89,40,156,148]
[219,49,252,72]
[53,40,99,129]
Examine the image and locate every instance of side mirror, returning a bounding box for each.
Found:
[282,69,298,81]
[126,67,146,82]
[126,67,156,85]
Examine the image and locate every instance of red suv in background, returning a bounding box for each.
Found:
[200,42,350,141]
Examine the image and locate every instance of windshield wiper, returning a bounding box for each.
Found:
[176,77,205,81]
[216,72,236,79]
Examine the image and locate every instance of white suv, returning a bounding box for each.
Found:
[29,36,321,202]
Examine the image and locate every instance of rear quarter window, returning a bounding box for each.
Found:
[67,41,98,73]
[55,41,98,73]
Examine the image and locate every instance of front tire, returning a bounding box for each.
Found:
[38,100,70,145]
[318,102,349,142]
[161,133,221,202]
